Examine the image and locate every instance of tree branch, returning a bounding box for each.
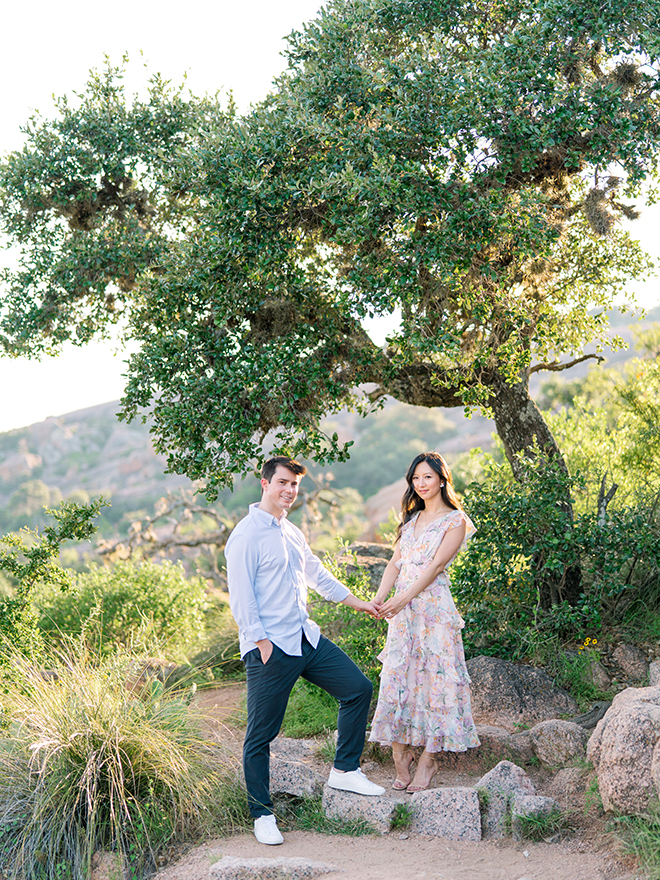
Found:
[377,362,465,408]
[529,353,604,374]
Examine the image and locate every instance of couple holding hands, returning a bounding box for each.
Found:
[226,452,480,845]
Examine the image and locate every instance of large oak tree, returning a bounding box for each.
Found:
[1,1,659,604]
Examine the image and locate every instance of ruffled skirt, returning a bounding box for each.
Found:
[369,594,480,753]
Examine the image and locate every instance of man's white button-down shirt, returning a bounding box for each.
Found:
[225,503,350,658]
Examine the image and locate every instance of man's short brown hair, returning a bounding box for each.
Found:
[261,456,307,483]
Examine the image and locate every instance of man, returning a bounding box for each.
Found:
[225,455,385,846]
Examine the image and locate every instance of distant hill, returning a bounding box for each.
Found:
[0,401,192,535]
[0,307,657,538]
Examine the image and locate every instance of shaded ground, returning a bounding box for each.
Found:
[154,683,639,880]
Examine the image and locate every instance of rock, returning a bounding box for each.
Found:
[545,767,590,809]
[585,659,612,690]
[270,738,318,761]
[334,553,389,590]
[409,787,481,840]
[475,760,536,839]
[587,685,660,814]
[322,785,405,833]
[467,656,578,731]
[528,720,589,767]
[210,856,338,879]
[560,649,611,691]
[650,660,660,687]
[362,479,407,541]
[271,759,325,798]
[346,541,394,560]
[613,645,649,682]
[511,794,559,841]
[475,725,535,765]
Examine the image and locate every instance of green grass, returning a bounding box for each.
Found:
[275,795,376,836]
[390,803,414,831]
[552,648,613,710]
[614,804,660,880]
[0,641,249,879]
[280,680,339,737]
[515,806,570,841]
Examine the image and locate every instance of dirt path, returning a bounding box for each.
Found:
[154,684,638,880]
[156,830,634,880]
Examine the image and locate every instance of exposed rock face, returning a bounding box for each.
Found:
[650,660,660,687]
[612,644,649,683]
[322,785,405,834]
[346,542,394,560]
[587,686,660,814]
[511,794,559,841]
[475,760,536,839]
[467,656,578,732]
[271,759,325,799]
[270,738,326,799]
[473,725,534,765]
[210,857,338,879]
[528,720,589,768]
[334,542,393,590]
[544,767,591,809]
[585,659,612,690]
[409,787,482,840]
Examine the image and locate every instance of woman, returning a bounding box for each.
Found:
[369,452,480,792]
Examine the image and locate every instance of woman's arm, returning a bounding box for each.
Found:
[373,542,402,605]
[380,521,466,619]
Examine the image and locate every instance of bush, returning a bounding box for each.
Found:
[0,498,106,665]
[0,643,249,879]
[36,559,209,659]
[312,548,387,688]
[452,454,660,661]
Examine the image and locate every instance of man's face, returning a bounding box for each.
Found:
[260,466,302,515]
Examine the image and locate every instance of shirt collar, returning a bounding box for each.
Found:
[249,502,288,528]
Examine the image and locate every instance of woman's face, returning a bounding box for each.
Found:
[412,461,443,502]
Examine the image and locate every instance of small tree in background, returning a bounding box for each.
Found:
[0,498,106,662]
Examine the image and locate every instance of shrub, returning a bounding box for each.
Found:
[0,499,106,665]
[452,454,660,661]
[313,546,388,688]
[36,559,209,658]
[0,643,249,879]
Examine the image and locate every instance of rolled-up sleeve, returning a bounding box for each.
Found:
[303,544,350,602]
[226,534,268,644]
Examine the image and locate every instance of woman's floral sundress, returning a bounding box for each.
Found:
[369,509,480,753]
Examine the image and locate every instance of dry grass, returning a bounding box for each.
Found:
[0,643,250,879]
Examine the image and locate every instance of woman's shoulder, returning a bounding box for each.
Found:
[447,509,476,540]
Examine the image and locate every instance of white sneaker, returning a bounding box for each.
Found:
[327,767,385,796]
[253,814,284,845]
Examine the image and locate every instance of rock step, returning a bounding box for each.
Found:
[210,856,338,879]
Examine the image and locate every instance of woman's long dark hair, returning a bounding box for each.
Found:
[396,452,462,541]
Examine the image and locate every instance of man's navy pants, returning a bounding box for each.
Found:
[242,634,373,818]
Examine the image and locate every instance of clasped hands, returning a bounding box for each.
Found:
[357,593,410,620]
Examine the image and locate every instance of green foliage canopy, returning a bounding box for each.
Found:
[1,1,659,495]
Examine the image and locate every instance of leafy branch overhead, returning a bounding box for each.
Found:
[0,0,659,494]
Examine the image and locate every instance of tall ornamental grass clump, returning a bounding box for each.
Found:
[36,559,209,658]
[0,644,248,879]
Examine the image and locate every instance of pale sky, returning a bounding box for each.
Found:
[0,1,658,433]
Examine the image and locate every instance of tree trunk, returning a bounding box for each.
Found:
[381,363,583,607]
[488,375,582,608]
[488,376,567,477]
